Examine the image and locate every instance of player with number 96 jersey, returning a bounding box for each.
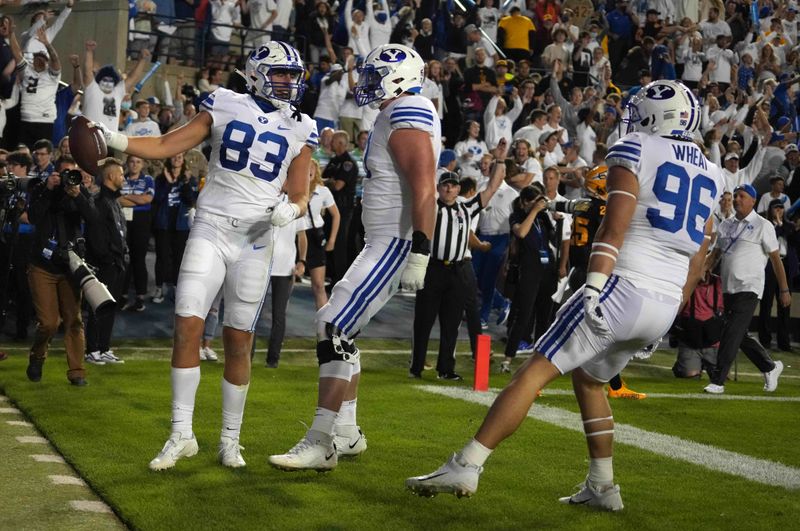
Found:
[198,88,318,219]
[605,131,725,300]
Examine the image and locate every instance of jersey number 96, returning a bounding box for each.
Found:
[646,162,716,245]
[220,120,289,182]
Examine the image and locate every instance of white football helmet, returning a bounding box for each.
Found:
[244,42,305,110]
[623,80,700,140]
[354,44,425,109]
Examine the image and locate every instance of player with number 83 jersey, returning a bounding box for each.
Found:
[198,88,318,219]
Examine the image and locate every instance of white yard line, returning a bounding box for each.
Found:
[31,454,66,463]
[16,435,48,444]
[7,420,33,426]
[69,501,113,514]
[49,475,87,486]
[0,407,21,414]
[417,385,800,490]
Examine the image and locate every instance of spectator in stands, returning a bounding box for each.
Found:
[312,127,336,170]
[344,0,371,58]
[314,64,346,132]
[700,6,731,49]
[29,139,54,181]
[0,17,19,116]
[778,144,800,202]
[465,24,497,68]
[304,1,337,64]
[124,99,162,137]
[414,18,436,62]
[338,54,362,146]
[462,47,498,121]
[208,0,241,68]
[82,41,151,134]
[366,0,391,49]
[514,109,547,150]
[483,90,522,150]
[119,155,154,312]
[758,175,791,214]
[606,0,638,71]
[454,121,489,180]
[242,0,277,52]
[497,7,535,63]
[511,138,543,185]
[758,199,798,352]
[16,28,60,149]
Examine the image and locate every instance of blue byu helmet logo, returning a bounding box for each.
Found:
[379,48,407,62]
[645,85,676,100]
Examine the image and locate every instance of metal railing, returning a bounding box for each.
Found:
[127,13,306,68]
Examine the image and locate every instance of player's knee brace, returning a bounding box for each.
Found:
[316,323,361,365]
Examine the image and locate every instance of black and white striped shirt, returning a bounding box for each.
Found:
[432,195,483,262]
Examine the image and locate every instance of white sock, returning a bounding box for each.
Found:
[171,366,201,438]
[335,399,358,428]
[221,378,250,441]
[307,407,338,445]
[588,456,614,487]
[458,438,493,467]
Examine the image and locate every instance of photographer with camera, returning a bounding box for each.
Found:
[1,151,35,341]
[83,158,129,366]
[25,156,97,386]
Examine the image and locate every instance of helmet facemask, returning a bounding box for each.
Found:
[254,64,305,109]
[355,64,390,108]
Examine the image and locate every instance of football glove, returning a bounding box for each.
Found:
[583,285,611,339]
[90,120,128,152]
[400,252,429,291]
[271,202,300,227]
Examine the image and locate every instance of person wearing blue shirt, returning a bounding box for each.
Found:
[119,155,155,312]
[606,0,638,72]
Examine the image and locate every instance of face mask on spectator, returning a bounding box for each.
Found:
[121,100,132,111]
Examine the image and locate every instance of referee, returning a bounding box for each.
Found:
[410,141,509,379]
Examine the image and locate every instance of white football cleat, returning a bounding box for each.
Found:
[559,479,624,511]
[202,347,219,362]
[763,360,783,392]
[704,383,725,395]
[268,437,337,472]
[218,436,246,468]
[405,454,482,498]
[199,348,208,361]
[149,434,199,471]
[333,426,367,457]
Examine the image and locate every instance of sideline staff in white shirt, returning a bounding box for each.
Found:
[704,183,790,394]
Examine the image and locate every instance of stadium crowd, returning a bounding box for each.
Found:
[0,0,798,393]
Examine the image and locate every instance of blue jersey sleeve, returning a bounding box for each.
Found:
[605,133,643,176]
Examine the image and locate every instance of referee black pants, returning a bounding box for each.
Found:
[410,261,470,376]
[710,292,777,386]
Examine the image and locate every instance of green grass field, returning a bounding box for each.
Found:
[1,338,798,530]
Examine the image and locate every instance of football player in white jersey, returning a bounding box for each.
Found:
[269,44,441,471]
[407,80,725,509]
[92,42,316,470]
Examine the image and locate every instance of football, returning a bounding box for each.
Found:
[68,115,108,175]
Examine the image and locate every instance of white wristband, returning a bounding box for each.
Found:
[585,271,609,293]
[107,131,129,152]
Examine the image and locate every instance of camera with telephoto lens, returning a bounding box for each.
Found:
[547,198,592,213]
[61,169,83,187]
[45,241,116,315]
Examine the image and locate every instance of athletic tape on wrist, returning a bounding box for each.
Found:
[585,271,609,293]
[108,131,129,152]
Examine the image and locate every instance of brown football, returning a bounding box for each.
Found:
[68,115,108,175]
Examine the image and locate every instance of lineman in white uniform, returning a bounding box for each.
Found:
[269,44,441,471]
[94,42,315,471]
[407,80,726,510]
